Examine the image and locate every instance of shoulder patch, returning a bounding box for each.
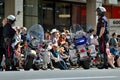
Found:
[102,20,105,23]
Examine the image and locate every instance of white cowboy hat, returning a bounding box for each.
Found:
[50,29,58,34]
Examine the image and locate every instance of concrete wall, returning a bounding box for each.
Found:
[86,0,102,30]
[5,0,15,17]
[15,0,23,27]
[4,0,23,27]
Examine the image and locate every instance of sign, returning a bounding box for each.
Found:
[109,19,120,26]
[108,19,120,35]
[105,0,118,4]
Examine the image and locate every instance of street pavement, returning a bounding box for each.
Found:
[0,68,120,80]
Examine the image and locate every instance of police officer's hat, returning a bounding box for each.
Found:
[96,6,106,16]
[7,15,16,21]
[7,15,16,24]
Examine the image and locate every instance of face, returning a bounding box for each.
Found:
[52,46,57,50]
[2,18,7,26]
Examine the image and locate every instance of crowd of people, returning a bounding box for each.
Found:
[0,6,120,71]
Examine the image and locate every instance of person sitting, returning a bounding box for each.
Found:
[110,44,120,68]
[109,32,118,48]
[14,42,23,70]
[106,43,115,68]
[50,44,69,70]
[58,47,70,62]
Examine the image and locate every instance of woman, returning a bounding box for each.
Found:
[106,43,115,68]
[109,32,118,48]
[50,44,69,70]
[14,42,23,69]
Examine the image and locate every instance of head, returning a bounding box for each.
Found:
[52,44,57,51]
[21,27,27,34]
[89,28,94,34]
[62,42,69,48]
[96,6,106,16]
[113,44,118,50]
[14,42,22,50]
[58,47,65,53]
[2,18,7,26]
[7,15,16,24]
[112,32,117,38]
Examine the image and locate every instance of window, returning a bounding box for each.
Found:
[55,3,71,31]
[23,0,38,29]
[42,2,54,31]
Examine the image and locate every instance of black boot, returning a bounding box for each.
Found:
[5,66,11,71]
[97,64,108,69]
[0,66,3,71]
[47,63,54,70]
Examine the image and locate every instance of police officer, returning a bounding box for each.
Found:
[3,15,16,71]
[96,6,109,69]
[0,18,7,71]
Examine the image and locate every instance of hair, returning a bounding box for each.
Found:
[7,19,16,24]
[14,42,22,50]
[93,34,97,37]
[112,32,117,37]
[89,29,94,33]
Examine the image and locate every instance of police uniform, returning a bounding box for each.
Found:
[3,22,16,70]
[96,15,109,68]
[0,26,5,70]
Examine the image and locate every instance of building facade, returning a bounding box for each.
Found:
[0,0,120,33]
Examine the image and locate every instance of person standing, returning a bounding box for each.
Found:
[0,18,7,71]
[96,6,109,69]
[3,15,16,71]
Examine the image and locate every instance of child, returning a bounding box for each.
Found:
[14,42,23,69]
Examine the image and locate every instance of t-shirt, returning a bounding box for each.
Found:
[109,38,118,47]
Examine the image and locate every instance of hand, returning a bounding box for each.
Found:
[98,37,101,42]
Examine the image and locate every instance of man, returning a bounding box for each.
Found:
[96,6,109,69]
[0,18,7,71]
[3,15,16,71]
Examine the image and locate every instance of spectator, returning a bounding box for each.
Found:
[109,32,118,48]
[58,47,70,63]
[106,43,115,68]
[21,27,27,43]
[50,29,59,46]
[86,28,95,45]
[117,35,120,47]
[110,44,120,68]
[65,30,72,46]
[50,44,69,70]
[14,42,23,69]
[12,26,22,49]
[58,32,66,46]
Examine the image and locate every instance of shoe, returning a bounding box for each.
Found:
[97,65,108,69]
[5,66,11,71]
[110,65,116,69]
[41,67,47,70]
[0,66,3,71]
[11,66,20,71]
[47,63,54,70]
[49,67,54,70]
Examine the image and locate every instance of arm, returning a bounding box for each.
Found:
[99,19,105,37]
[99,27,105,37]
